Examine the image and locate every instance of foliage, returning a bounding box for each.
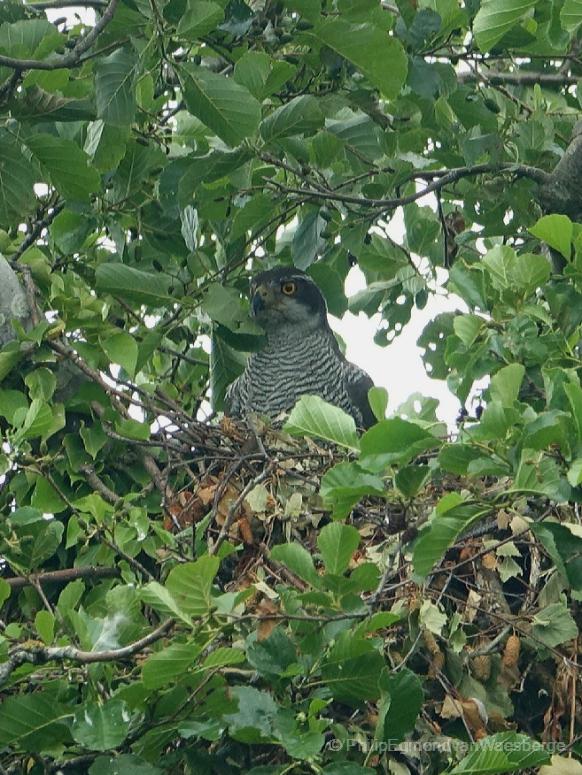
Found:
[0,0,581,773]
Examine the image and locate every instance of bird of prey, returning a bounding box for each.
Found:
[224,267,376,429]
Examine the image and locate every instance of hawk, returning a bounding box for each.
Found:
[224,268,376,429]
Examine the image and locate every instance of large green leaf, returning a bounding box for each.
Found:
[319,462,385,520]
[142,641,203,689]
[260,95,324,142]
[0,130,36,227]
[270,542,320,587]
[95,48,139,126]
[306,20,407,98]
[72,699,131,751]
[317,522,360,575]
[165,556,220,617]
[359,418,437,471]
[473,0,539,52]
[176,1,224,39]
[284,395,360,451]
[0,693,72,750]
[95,263,172,305]
[380,668,423,744]
[449,732,549,774]
[179,65,261,147]
[560,0,582,31]
[413,498,490,576]
[26,134,100,202]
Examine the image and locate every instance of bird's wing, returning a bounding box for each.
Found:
[224,376,242,416]
[343,361,376,429]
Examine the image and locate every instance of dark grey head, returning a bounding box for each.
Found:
[250,267,329,334]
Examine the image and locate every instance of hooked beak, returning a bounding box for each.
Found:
[251,282,276,317]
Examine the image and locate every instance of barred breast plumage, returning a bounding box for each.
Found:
[224,268,375,429]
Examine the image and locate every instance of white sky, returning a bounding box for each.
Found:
[333,269,462,426]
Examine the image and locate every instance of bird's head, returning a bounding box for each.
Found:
[249,268,328,334]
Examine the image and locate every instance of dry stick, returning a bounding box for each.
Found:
[4,566,120,590]
[0,619,173,686]
[209,463,276,556]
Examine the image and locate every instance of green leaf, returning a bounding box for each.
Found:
[529,214,573,260]
[0,19,63,59]
[95,48,139,126]
[381,668,423,744]
[260,95,324,142]
[115,417,150,441]
[395,465,430,497]
[100,331,138,376]
[318,522,360,575]
[142,640,203,689]
[367,386,388,421]
[31,476,67,514]
[449,732,550,774]
[489,363,525,407]
[321,633,385,704]
[413,500,489,576]
[284,395,360,451]
[72,699,130,751]
[531,600,578,647]
[203,647,245,669]
[561,0,582,31]
[26,134,100,202]
[0,130,36,227]
[359,418,437,470]
[564,381,582,440]
[438,444,484,475]
[95,263,172,305]
[473,0,538,52]
[319,462,385,520]
[35,610,54,644]
[270,543,320,587]
[306,20,408,98]
[179,64,261,147]
[140,582,193,626]
[453,313,484,347]
[177,1,224,39]
[531,522,582,592]
[483,245,550,297]
[0,693,72,750]
[165,556,220,617]
[0,389,28,423]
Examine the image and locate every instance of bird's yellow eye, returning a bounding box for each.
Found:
[281,281,296,296]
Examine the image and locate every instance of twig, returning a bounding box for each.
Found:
[4,565,120,590]
[0,619,174,686]
[0,0,119,71]
[209,463,276,555]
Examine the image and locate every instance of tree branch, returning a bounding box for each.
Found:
[4,565,120,590]
[0,0,118,72]
[266,162,550,212]
[458,70,579,86]
[0,619,174,687]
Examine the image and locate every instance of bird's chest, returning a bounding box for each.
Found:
[244,337,348,414]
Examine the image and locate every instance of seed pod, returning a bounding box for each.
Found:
[503,634,521,668]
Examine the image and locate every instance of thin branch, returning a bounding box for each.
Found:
[4,565,120,590]
[458,70,579,86]
[26,0,107,7]
[0,0,118,72]
[266,162,550,212]
[0,619,174,687]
